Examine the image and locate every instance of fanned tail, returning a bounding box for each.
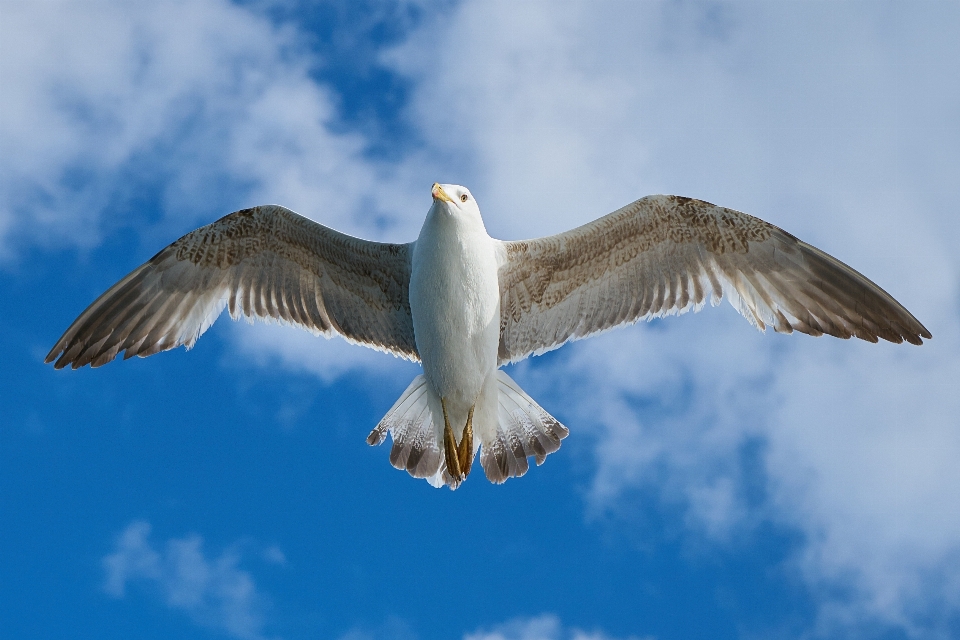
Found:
[367,371,569,489]
[479,371,569,484]
[366,375,446,487]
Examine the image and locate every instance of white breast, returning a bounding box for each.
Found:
[409,204,501,411]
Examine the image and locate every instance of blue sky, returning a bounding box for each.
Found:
[2,1,959,638]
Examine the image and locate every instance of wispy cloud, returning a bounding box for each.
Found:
[388,0,960,636]
[464,614,650,640]
[336,616,420,640]
[0,0,434,251]
[1,0,423,376]
[103,520,275,640]
[335,615,646,640]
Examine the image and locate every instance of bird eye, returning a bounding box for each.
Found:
[460,194,469,202]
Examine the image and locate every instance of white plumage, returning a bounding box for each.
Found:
[410,186,500,445]
[46,184,930,489]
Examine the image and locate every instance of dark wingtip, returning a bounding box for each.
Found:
[905,320,931,345]
[44,340,66,365]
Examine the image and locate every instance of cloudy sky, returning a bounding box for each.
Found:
[2,1,959,638]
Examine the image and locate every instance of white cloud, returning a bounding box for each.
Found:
[104,520,275,640]
[336,617,419,640]
[334,614,640,640]
[0,0,409,243]
[262,545,287,566]
[464,614,650,640]
[1,0,426,377]
[227,321,420,385]
[2,0,289,249]
[387,0,960,636]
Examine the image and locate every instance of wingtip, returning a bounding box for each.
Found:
[44,341,64,366]
[902,318,931,345]
[46,349,73,370]
[907,330,930,346]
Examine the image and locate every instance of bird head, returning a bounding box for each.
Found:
[431,183,482,222]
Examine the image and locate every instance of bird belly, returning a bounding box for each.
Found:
[409,225,500,427]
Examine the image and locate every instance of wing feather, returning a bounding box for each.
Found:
[497,195,930,364]
[47,205,417,369]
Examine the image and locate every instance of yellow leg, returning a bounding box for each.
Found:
[457,406,474,478]
[441,398,462,481]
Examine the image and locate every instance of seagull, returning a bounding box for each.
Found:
[46,184,931,489]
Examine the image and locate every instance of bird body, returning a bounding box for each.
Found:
[410,185,500,436]
[398,184,561,487]
[46,185,931,490]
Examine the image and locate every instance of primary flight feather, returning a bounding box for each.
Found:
[47,185,931,489]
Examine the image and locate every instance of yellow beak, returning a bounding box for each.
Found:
[431,183,454,203]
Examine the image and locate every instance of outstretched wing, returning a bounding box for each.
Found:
[497,195,930,365]
[47,205,417,369]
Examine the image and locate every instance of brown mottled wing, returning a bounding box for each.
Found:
[497,195,930,365]
[46,205,417,369]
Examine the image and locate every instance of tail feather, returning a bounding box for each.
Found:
[367,375,444,485]
[367,371,568,489]
[481,371,569,484]
[366,376,426,446]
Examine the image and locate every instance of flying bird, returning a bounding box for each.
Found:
[46,184,931,489]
